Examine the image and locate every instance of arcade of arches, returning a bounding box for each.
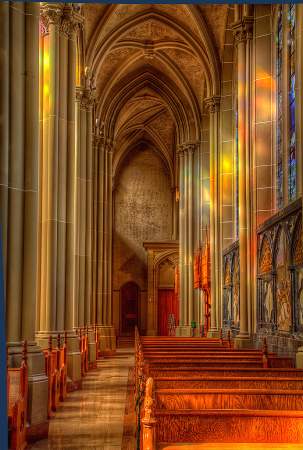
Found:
[1,1,303,443]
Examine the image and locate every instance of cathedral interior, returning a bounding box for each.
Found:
[2,2,303,449]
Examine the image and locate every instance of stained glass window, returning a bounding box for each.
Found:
[276,5,283,209]
[289,4,296,201]
[236,102,239,239]
[234,58,239,240]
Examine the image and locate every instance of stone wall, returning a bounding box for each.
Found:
[113,143,172,334]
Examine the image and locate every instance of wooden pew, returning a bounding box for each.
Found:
[92,324,99,360]
[76,329,85,377]
[59,332,67,402]
[150,366,303,379]
[42,336,60,417]
[139,333,303,447]
[85,326,89,372]
[7,340,29,450]
[154,376,303,390]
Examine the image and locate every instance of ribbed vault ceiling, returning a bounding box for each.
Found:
[82,4,229,186]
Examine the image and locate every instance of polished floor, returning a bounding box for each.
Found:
[30,349,134,450]
[28,348,303,450]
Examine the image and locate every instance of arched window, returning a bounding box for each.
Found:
[276,4,296,209]
[289,3,296,201]
[276,5,283,209]
[234,50,239,239]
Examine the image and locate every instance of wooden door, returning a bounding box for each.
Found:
[122,283,138,335]
[158,289,179,336]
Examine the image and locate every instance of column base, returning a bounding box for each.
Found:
[8,342,49,425]
[175,326,199,337]
[234,333,254,349]
[98,325,116,354]
[146,329,157,336]
[207,328,220,338]
[26,420,49,444]
[36,330,82,382]
[88,330,96,363]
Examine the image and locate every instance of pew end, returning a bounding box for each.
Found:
[8,340,29,450]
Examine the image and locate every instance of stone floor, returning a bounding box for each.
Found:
[29,348,134,450]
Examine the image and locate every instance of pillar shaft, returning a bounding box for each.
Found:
[46,17,60,332]
[57,26,68,332]
[22,2,40,343]
[6,2,25,343]
[107,147,113,326]
[231,18,251,341]
[97,141,105,324]
[65,25,77,331]
[204,96,220,335]
[188,147,194,325]
[85,103,93,326]
[178,150,184,326]
[102,148,108,325]
[0,1,9,300]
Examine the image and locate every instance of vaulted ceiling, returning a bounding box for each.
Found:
[80,4,229,186]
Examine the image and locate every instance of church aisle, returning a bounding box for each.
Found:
[29,349,134,450]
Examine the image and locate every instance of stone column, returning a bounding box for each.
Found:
[171,186,179,240]
[244,16,253,334]
[176,147,184,330]
[96,138,105,326]
[1,2,49,426]
[107,144,116,352]
[231,19,252,347]
[92,136,101,325]
[188,144,194,325]
[146,249,156,335]
[37,5,83,382]
[204,96,220,337]
[93,138,116,354]
[176,141,200,336]
[0,1,9,298]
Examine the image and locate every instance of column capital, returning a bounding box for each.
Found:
[185,141,200,153]
[59,8,84,37]
[204,96,220,113]
[84,89,99,109]
[40,4,63,36]
[177,144,185,156]
[106,140,115,153]
[243,16,254,40]
[76,87,98,110]
[231,17,254,44]
[92,135,102,148]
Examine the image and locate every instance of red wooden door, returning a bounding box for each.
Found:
[122,283,138,334]
[158,289,179,336]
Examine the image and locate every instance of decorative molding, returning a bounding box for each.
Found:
[294,221,303,265]
[92,135,101,148]
[204,95,220,113]
[261,238,272,274]
[231,17,254,45]
[76,87,98,110]
[144,51,155,59]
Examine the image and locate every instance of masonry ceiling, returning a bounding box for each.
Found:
[82,4,229,183]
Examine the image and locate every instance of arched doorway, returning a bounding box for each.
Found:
[121,283,139,336]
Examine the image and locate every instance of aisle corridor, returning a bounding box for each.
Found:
[30,349,134,450]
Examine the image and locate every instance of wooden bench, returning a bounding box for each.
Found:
[92,324,99,360]
[59,332,67,402]
[42,336,60,418]
[7,341,28,450]
[138,331,303,448]
[154,376,303,390]
[76,328,85,377]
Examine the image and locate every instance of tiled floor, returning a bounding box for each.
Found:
[30,349,134,450]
